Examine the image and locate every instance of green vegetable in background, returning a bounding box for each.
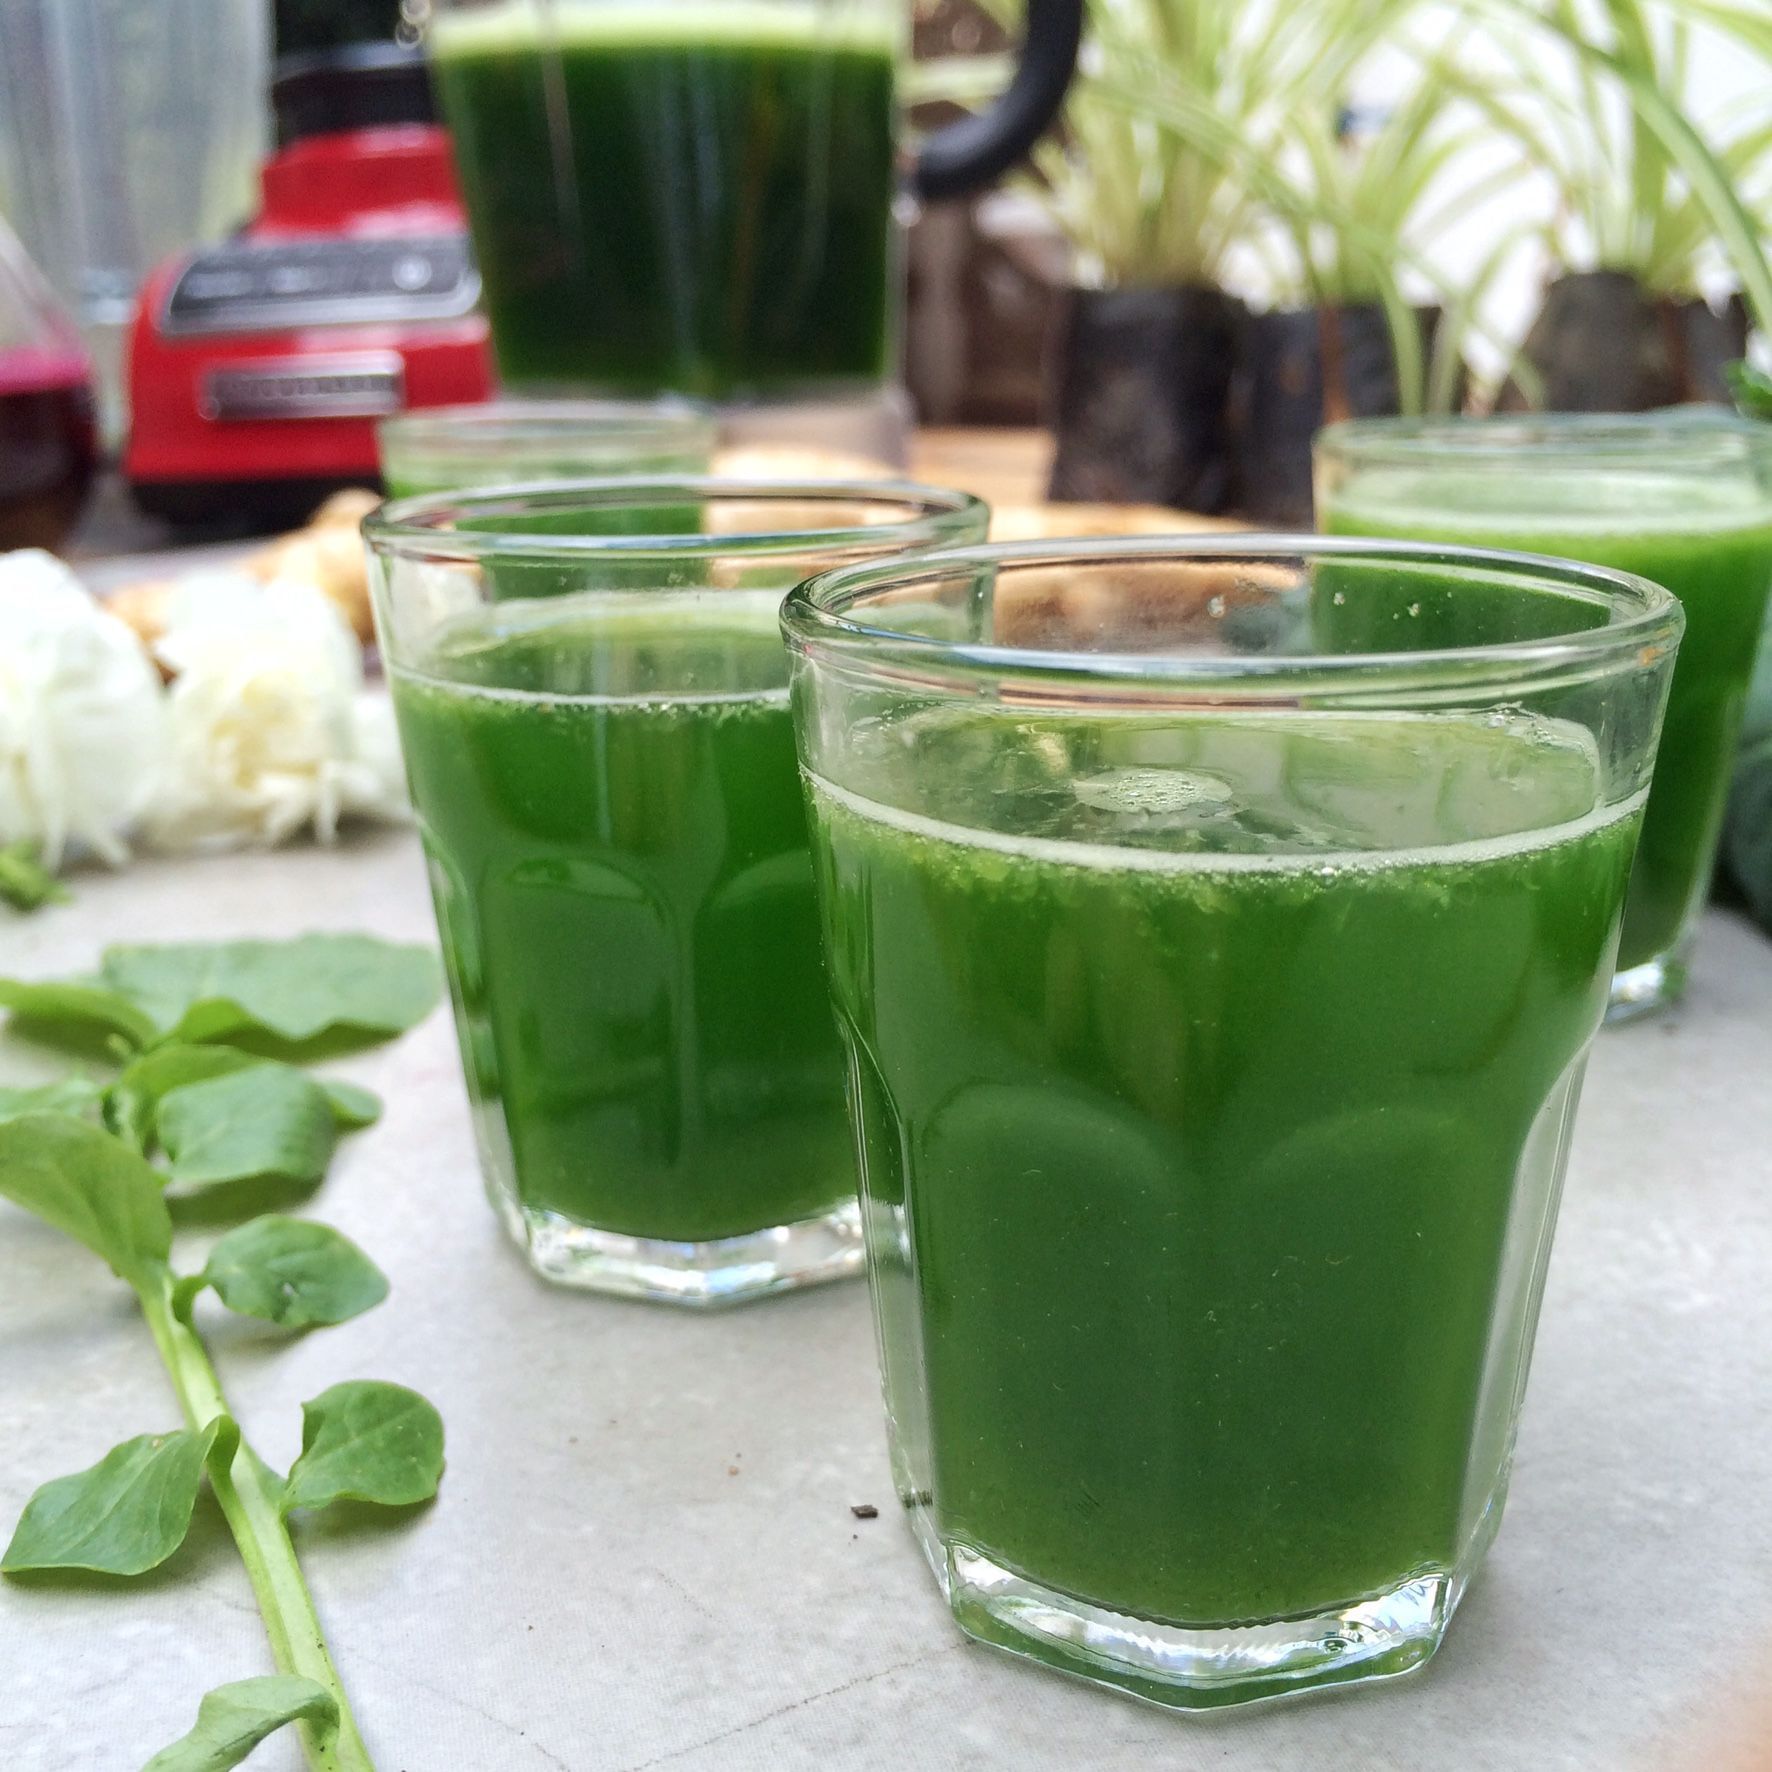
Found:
[110,1046,381,1155]
[0,934,440,1059]
[0,934,444,1772]
[0,841,69,913]
[158,1067,339,1194]
[99,934,442,1050]
[0,1077,103,1123]
[1730,362,1772,421]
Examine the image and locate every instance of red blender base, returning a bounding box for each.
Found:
[126,46,491,530]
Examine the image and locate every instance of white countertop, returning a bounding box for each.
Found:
[2,829,1769,1771]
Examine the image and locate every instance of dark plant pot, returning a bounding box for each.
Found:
[1047,285,1245,513]
[1231,303,1445,527]
[1497,271,1750,412]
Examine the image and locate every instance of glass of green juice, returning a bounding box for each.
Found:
[782,535,1681,1708]
[1316,413,1772,1020]
[364,477,987,1305]
[377,400,716,500]
[426,0,904,399]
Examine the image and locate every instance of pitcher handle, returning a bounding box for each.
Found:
[912,0,1083,202]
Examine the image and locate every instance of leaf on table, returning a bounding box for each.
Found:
[108,1045,258,1153]
[0,979,158,1052]
[110,1046,382,1154]
[98,934,443,1052]
[0,1114,172,1290]
[317,1077,382,1129]
[0,1078,103,1125]
[198,1216,388,1329]
[2,1417,234,1577]
[0,841,69,913]
[157,1068,338,1193]
[140,1675,339,1772]
[282,1380,445,1515]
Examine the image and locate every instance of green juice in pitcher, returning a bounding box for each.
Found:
[430,1,899,396]
[391,594,851,1249]
[807,703,1639,1629]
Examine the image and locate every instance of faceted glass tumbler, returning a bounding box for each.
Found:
[365,478,986,1305]
[783,536,1681,1704]
[1316,411,1772,1021]
[376,399,715,500]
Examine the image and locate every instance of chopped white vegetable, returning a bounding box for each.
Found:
[0,550,167,867]
[145,574,408,852]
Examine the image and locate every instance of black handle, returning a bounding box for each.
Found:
[912,0,1084,203]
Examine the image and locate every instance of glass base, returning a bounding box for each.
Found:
[943,1547,1447,1711]
[902,1495,1492,1711]
[1607,948,1688,1023]
[492,1187,865,1307]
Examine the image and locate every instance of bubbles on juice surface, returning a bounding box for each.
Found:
[1072,766,1236,819]
[829,701,1608,861]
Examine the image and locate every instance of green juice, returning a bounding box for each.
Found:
[1322,474,1772,973]
[431,2,899,397]
[381,453,706,503]
[391,594,851,1243]
[807,705,1638,1626]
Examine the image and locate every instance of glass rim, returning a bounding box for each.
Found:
[376,399,716,455]
[781,533,1685,700]
[362,476,989,563]
[1317,409,1772,473]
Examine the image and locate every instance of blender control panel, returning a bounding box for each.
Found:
[162,236,479,336]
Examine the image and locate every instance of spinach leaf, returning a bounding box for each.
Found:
[0,840,69,913]
[196,1217,388,1330]
[99,935,442,1051]
[282,1381,445,1515]
[0,1078,103,1124]
[157,1069,338,1193]
[0,1114,172,1290]
[110,1047,382,1154]
[141,1675,339,1772]
[0,979,158,1052]
[2,1418,234,1577]
[316,1078,382,1129]
[108,1046,257,1153]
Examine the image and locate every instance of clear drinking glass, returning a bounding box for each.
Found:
[376,400,717,499]
[420,0,1080,404]
[364,478,987,1305]
[1316,413,1772,1019]
[783,535,1680,1707]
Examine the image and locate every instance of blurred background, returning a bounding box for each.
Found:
[0,0,1765,548]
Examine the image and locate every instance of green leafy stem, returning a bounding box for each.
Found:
[0,935,444,1771]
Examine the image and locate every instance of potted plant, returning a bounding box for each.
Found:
[915,0,1528,517]
[911,0,1293,511]
[1221,28,1530,520]
[1454,0,1772,409]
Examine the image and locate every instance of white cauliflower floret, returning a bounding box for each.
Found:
[0,549,166,867]
[144,572,408,852]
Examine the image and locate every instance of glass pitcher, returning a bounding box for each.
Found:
[421,0,1080,403]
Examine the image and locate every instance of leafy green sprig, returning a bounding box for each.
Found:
[0,840,68,912]
[0,934,444,1772]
